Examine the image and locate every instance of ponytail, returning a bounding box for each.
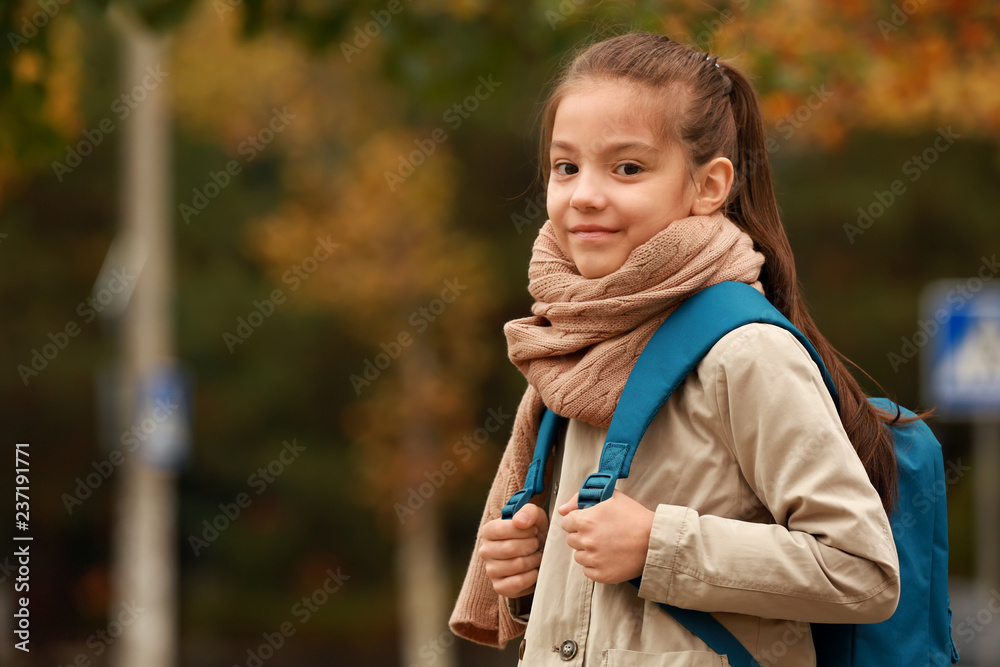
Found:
[721,63,900,514]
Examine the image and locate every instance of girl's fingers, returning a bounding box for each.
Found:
[480,511,546,542]
[483,550,543,581]
[480,520,533,541]
[557,493,580,517]
[478,534,540,561]
[491,570,538,598]
[513,503,549,532]
[478,506,550,597]
[563,530,581,551]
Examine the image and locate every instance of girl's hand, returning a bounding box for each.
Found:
[479,504,549,598]
[558,490,655,584]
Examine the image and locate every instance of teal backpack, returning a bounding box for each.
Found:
[502,281,959,666]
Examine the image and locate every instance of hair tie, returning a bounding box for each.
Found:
[704,52,732,96]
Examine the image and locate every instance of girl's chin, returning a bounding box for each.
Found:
[574,258,624,279]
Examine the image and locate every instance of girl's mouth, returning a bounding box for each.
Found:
[570,226,617,241]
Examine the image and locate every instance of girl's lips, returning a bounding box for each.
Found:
[571,229,617,241]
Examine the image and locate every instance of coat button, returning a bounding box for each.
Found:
[558,639,578,660]
[519,638,526,660]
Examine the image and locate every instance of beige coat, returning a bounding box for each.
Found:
[514,323,900,666]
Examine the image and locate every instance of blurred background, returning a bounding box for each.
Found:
[1,0,999,665]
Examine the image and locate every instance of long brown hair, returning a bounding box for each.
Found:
[537,33,901,514]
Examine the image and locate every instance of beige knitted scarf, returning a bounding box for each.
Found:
[449,212,765,647]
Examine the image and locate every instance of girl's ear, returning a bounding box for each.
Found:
[690,156,735,216]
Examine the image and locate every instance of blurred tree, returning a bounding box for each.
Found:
[166,7,502,663]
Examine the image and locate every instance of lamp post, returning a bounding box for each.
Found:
[108,7,180,667]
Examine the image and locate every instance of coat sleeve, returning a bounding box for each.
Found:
[637,324,900,623]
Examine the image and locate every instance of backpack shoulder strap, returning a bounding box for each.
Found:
[650,596,765,667]
[577,281,838,508]
[500,407,565,520]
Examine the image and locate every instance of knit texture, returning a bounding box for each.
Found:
[449,213,765,647]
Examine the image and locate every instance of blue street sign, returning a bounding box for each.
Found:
[134,364,192,469]
[921,279,1000,418]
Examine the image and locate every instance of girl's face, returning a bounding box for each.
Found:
[546,81,699,279]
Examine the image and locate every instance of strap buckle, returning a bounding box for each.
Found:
[577,472,616,509]
[501,488,532,520]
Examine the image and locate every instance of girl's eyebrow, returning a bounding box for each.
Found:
[606,142,658,156]
[550,140,659,156]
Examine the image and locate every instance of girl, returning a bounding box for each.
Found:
[450,33,900,666]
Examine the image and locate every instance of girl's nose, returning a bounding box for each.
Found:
[569,171,607,211]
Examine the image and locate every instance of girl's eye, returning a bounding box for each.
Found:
[554,162,578,176]
[615,163,643,176]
